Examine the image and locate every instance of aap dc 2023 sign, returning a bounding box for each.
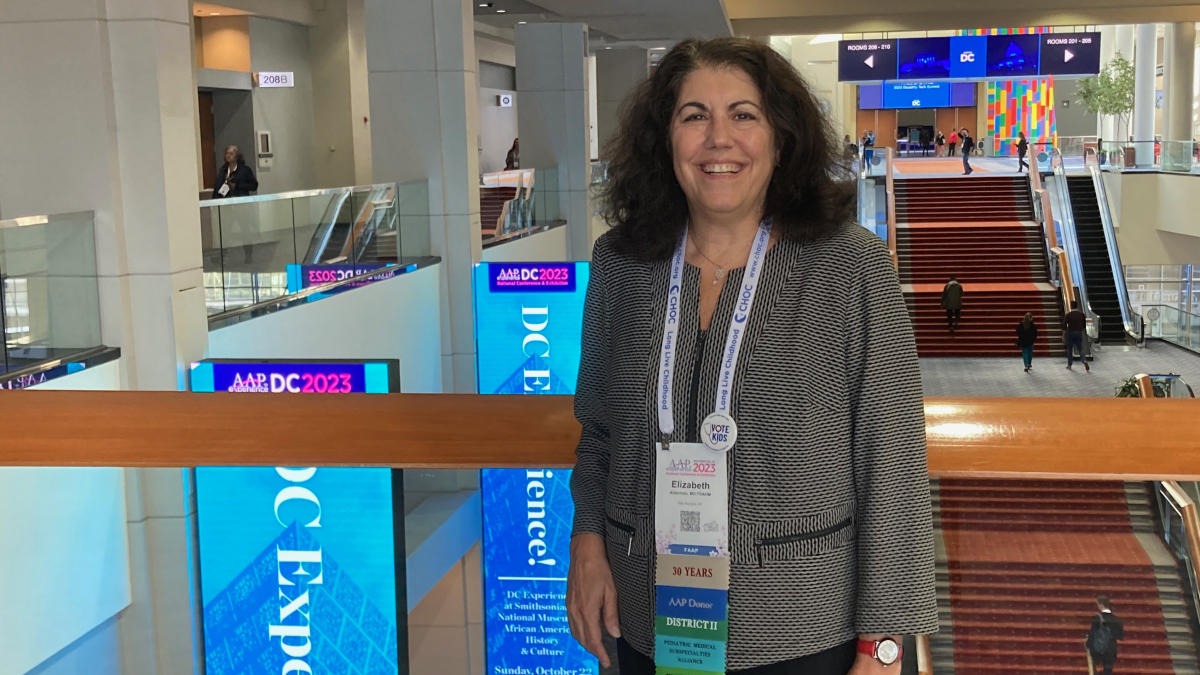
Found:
[473,262,598,675]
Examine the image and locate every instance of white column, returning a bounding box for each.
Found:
[516,23,594,261]
[364,0,480,393]
[595,47,649,158]
[1134,23,1158,166]
[1099,25,1117,140]
[1164,22,1196,142]
[1115,24,1136,140]
[0,2,208,675]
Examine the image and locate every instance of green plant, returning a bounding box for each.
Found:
[1078,54,1135,140]
[1114,375,1167,398]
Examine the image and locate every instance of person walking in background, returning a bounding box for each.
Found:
[1016,312,1039,372]
[1087,596,1124,675]
[960,128,975,175]
[942,275,964,332]
[212,145,258,199]
[935,130,946,156]
[1017,131,1030,172]
[948,129,958,156]
[844,134,858,160]
[920,128,931,156]
[1064,300,1090,371]
[504,138,520,170]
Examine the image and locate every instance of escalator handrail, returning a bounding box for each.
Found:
[1085,152,1138,339]
[302,189,354,264]
[1049,149,1094,321]
[345,185,397,264]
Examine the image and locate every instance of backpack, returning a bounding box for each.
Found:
[1089,613,1114,655]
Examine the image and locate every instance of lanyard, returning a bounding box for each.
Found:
[656,220,772,447]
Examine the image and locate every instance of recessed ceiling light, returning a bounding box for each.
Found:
[497,9,505,12]
[518,20,526,24]
[479,2,491,6]
[210,12,220,15]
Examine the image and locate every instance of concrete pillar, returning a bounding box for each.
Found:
[1116,24,1136,140]
[1164,22,1196,142]
[364,0,481,393]
[516,23,594,261]
[595,48,649,158]
[1134,23,1158,165]
[311,0,374,187]
[0,2,209,675]
[1099,25,1117,139]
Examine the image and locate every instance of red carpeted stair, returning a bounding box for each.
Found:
[932,479,1200,675]
[480,186,516,237]
[896,176,1064,357]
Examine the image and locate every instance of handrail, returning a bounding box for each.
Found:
[1137,373,1156,398]
[1032,151,1073,312]
[198,181,403,207]
[885,147,897,269]
[2,394,1200,475]
[916,634,932,675]
[1155,481,1200,662]
[1049,149,1094,321]
[1050,247,1076,309]
[1085,152,1137,339]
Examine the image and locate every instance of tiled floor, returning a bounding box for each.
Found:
[920,340,1200,397]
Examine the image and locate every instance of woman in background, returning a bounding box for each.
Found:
[212,145,258,199]
[1017,312,1039,372]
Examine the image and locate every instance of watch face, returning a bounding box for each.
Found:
[877,639,900,665]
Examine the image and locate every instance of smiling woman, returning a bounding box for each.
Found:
[568,38,937,675]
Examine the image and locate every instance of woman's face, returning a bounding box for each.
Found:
[670,66,775,223]
[225,147,238,164]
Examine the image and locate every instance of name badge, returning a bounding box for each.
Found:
[654,442,728,557]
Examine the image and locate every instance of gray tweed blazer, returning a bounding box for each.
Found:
[569,223,938,668]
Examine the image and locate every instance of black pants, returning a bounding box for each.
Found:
[963,152,973,174]
[1019,152,1029,171]
[1091,651,1115,675]
[948,143,956,156]
[946,308,961,327]
[617,638,857,675]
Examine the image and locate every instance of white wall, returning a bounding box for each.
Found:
[480,225,569,262]
[25,619,120,675]
[28,359,121,390]
[249,16,318,194]
[1105,171,1200,264]
[207,263,444,392]
[479,87,518,174]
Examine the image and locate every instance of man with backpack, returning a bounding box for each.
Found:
[1088,596,1124,675]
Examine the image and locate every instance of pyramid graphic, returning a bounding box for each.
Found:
[492,353,573,394]
[1005,41,1023,58]
[203,522,398,675]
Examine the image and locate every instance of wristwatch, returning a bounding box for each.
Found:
[857,638,902,666]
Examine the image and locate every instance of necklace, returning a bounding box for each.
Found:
[691,239,741,285]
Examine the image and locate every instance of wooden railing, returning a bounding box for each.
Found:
[1030,151,1075,311]
[2,392,1199,477]
[885,146,898,269]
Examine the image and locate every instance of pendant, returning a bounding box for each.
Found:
[714,267,724,285]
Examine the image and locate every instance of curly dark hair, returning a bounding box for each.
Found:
[598,37,855,261]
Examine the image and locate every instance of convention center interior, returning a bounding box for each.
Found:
[3,0,1200,674]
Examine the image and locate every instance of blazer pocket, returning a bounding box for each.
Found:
[739,510,856,568]
[604,507,650,559]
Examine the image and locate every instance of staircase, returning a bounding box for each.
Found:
[1066,175,1127,344]
[481,186,516,237]
[932,479,1200,675]
[895,176,1063,357]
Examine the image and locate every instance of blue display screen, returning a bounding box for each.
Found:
[196,467,401,675]
[285,263,416,298]
[883,81,950,109]
[474,261,597,674]
[190,360,397,394]
[950,82,976,107]
[897,37,950,79]
[192,358,402,675]
[987,34,1040,77]
[473,262,588,395]
[1039,32,1101,76]
[949,36,988,79]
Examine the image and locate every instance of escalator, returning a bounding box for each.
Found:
[302,184,397,266]
[1066,175,1127,344]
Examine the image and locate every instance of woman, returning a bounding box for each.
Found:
[947,129,958,156]
[1017,312,1039,372]
[935,130,946,157]
[567,38,937,675]
[505,137,520,170]
[212,145,258,198]
[844,134,857,160]
[1017,131,1029,172]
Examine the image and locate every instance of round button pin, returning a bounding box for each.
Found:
[701,412,737,453]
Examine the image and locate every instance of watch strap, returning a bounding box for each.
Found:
[857,638,902,664]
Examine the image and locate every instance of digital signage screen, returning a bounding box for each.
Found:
[285,263,417,298]
[897,37,950,80]
[950,82,976,107]
[883,81,950,109]
[192,358,404,675]
[1039,32,1101,76]
[987,34,1041,78]
[473,261,597,675]
[949,36,988,79]
[838,39,898,81]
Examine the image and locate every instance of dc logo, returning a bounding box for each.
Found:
[960,51,975,63]
[911,99,921,107]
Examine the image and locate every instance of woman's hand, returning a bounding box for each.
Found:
[566,533,620,667]
[848,636,903,675]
